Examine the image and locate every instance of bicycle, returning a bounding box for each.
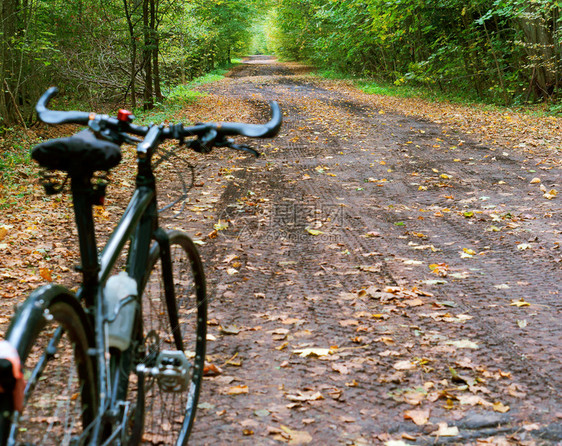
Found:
[0,87,282,445]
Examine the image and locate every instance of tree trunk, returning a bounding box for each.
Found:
[142,0,153,110]
[123,0,138,109]
[1,0,18,125]
[517,6,557,99]
[151,0,162,101]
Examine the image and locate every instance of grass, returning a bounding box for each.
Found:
[0,131,37,209]
[134,67,235,124]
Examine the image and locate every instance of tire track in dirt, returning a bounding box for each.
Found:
[176,57,562,445]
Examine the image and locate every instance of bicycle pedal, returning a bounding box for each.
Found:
[137,350,190,393]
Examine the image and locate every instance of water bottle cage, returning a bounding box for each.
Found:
[105,294,137,324]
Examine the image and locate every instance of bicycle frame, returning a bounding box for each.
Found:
[1,88,280,445]
[67,125,176,443]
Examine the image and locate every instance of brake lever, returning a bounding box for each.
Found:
[215,137,260,157]
[230,143,260,157]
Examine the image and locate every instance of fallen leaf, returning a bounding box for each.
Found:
[285,391,324,402]
[544,189,557,199]
[359,264,381,273]
[340,415,355,423]
[393,360,416,370]
[404,408,430,425]
[293,347,332,358]
[220,325,240,335]
[444,339,479,349]
[214,220,229,231]
[254,409,271,417]
[223,254,239,263]
[510,298,531,307]
[403,390,426,406]
[492,401,510,413]
[457,394,491,406]
[226,385,249,395]
[433,422,459,437]
[305,227,323,236]
[332,363,350,374]
[203,363,223,376]
[280,425,312,445]
[39,267,53,282]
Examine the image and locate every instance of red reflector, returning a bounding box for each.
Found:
[0,341,25,412]
[117,109,133,123]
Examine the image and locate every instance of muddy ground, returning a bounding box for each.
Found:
[153,57,562,445]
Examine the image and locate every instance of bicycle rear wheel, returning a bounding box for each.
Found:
[139,230,207,445]
[0,285,97,446]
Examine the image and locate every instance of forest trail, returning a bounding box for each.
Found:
[1,56,560,445]
[171,56,561,445]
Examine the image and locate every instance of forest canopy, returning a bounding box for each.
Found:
[2,0,562,128]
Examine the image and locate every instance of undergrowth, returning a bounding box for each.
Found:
[315,69,560,117]
[133,68,233,124]
[0,65,236,206]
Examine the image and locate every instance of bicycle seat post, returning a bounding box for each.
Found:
[70,173,101,306]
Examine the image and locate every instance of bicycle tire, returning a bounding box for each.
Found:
[137,230,207,445]
[0,285,97,446]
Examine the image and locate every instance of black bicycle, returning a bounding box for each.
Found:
[0,87,281,445]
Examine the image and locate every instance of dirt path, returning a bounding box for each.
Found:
[153,56,562,445]
[2,56,559,445]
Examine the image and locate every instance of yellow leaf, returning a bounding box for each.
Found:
[510,298,531,307]
[305,227,323,236]
[492,401,510,413]
[214,220,228,231]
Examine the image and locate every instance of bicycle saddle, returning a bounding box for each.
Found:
[32,129,121,174]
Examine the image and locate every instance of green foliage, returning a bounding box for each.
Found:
[271,0,562,106]
[0,0,267,127]
[0,130,36,198]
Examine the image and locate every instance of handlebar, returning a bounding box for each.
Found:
[36,87,282,141]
